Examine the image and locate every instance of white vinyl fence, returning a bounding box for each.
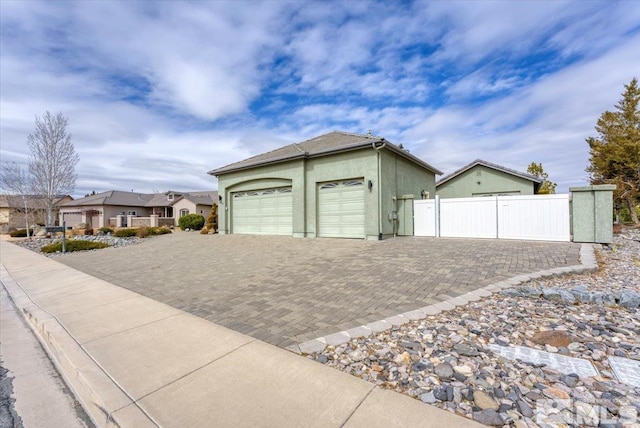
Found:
[415,194,571,242]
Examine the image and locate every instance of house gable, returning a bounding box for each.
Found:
[436,160,542,198]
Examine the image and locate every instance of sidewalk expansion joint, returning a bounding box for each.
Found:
[134,338,257,403]
[1,264,160,427]
[339,385,375,428]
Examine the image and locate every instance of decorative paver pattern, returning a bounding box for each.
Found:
[56,233,579,348]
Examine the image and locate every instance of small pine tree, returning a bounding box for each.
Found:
[527,162,557,194]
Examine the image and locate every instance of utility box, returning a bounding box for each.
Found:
[570,185,616,244]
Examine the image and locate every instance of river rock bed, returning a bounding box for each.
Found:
[12,235,142,256]
[309,231,640,427]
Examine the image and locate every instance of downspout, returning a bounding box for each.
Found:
[373,140,387,240]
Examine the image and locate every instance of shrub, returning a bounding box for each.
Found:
[206,204,218,233]
[114,228,137,237]
[41,240,110,253]
[136,226,149,238]
[98,227,114,235]
[199,228,208,234]
[178,214,205,231]
[147,226,171,236]
[9,229,28,237]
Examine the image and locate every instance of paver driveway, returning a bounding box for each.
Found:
[57,233,580,348]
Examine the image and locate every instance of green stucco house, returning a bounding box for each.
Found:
[436,159,542,199]
[208,131,442,240]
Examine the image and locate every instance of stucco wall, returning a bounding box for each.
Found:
[59,205,153,228]
[436,165,535,198]
[215,147,436,239]
[304,150,378,239]
[380,151,436,237]
[217,159,304,235]
[171,199,212,226]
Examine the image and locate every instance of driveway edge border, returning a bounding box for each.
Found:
[292,243,599,355]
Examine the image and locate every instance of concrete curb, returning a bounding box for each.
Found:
[295,243,599,355]
[0,266,158,428]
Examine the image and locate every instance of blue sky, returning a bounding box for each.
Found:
[1,0,639,196]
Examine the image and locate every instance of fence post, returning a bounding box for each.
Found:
[62,221,66,254]
[435,195,441,238]
[570,185,616,244]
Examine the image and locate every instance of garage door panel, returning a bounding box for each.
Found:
[318,179,365,239]
[232,187,292,235]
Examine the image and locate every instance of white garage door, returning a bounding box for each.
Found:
[318,179,365,238]
[232,187,292,235]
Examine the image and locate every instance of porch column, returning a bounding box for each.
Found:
[117,215,125,228]
[150,215,159,227]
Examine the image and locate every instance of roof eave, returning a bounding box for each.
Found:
[383,143,443,175]
[208,138,443,176]
[436,160,543,187]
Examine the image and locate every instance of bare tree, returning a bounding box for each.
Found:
[28,111,79,226]
[0,162,33,237]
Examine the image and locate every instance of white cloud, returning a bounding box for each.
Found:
[1,0,638,197]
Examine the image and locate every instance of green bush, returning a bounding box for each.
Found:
[113,228,137,237]
[147,226,171,236]
[618,205,640,223]
[98,227,114,235]
[178,214,205,231]
[41,240,110,253]
[9,229,28,237]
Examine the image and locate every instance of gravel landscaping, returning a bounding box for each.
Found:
[12,235,142,256]
[308,231,640,427]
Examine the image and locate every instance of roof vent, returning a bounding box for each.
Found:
[366,129,372,137]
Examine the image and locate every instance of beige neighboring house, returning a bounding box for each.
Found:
[58,190,217,228]
[0,194,74,233]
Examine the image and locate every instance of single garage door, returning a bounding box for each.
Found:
[232,187,292,235]
[318,179,365,238]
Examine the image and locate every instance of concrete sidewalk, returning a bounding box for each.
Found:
[0,241,482,428]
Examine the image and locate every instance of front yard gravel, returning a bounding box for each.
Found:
[12,235,142,255]
[309,231,640,427]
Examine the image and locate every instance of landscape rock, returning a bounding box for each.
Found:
[434,363,453,380]
[473,390,499,411]
[453,342,479,357]
[531,330,571,347]
[473,409,504,426]
[308,230,640,427]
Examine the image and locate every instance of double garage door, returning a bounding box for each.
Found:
[231,179,365,238]
[232,187,293,235]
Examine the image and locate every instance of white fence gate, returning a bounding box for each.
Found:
[415,194,571,242]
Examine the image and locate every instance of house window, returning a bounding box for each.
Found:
[320,182,339,189]
[180,209,189,217]
[128,210,137,216]
[168,194,174,201]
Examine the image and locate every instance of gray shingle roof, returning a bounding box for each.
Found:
[436,159,543,187]
[60,190,218,208]
[60,190,154,207]
[208,131,442,176]
[0,194,71,209]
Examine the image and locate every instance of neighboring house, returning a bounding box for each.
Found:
[436,159,542,199]
[208,131,442,240]
[0,194,73,233]
[58,190,217,228]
